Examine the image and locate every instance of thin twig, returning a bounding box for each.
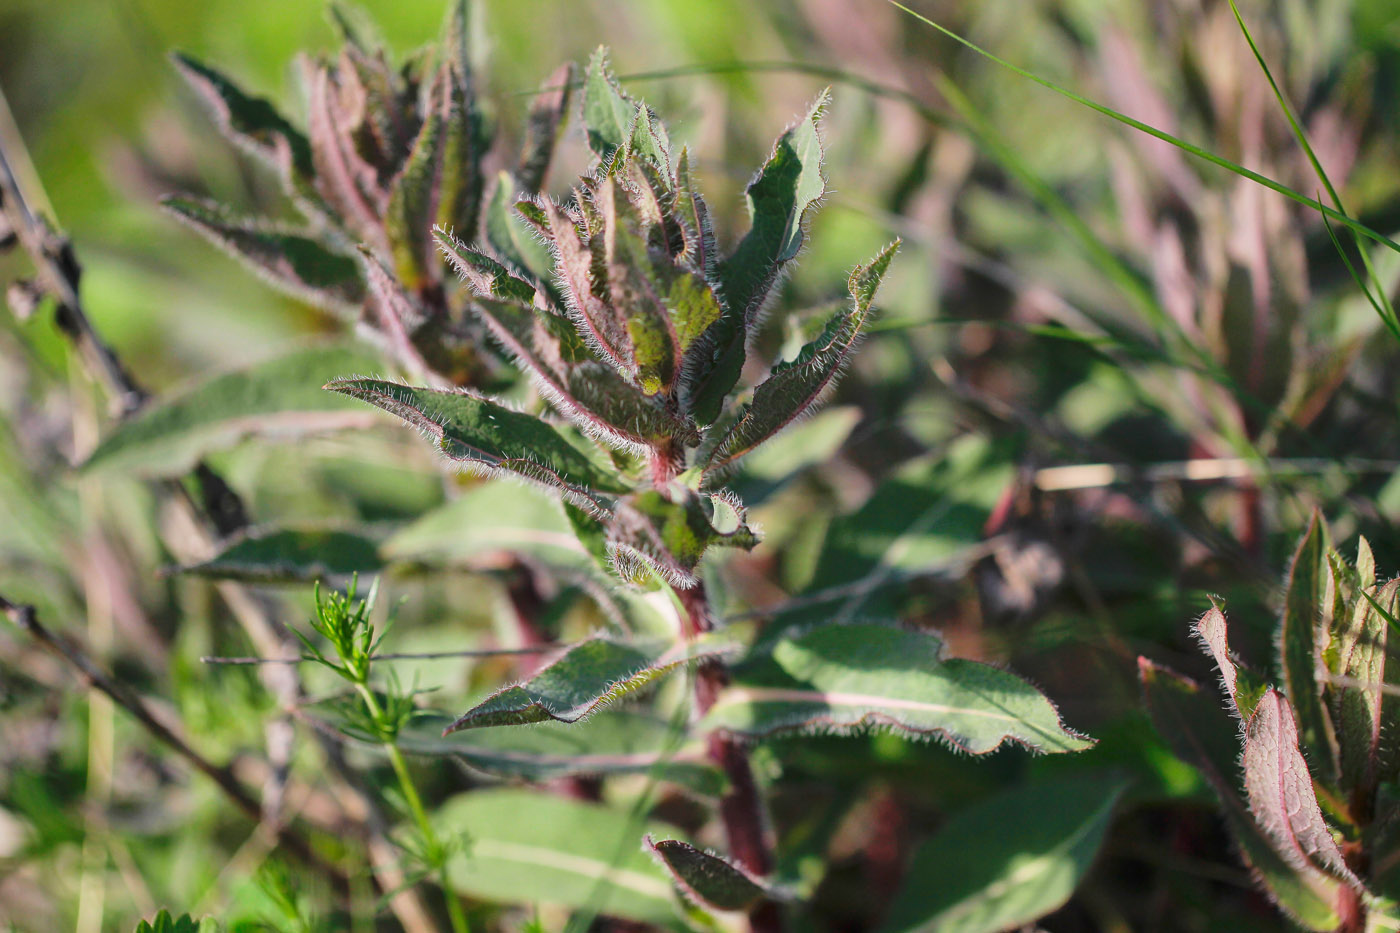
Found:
[0,592,347,892]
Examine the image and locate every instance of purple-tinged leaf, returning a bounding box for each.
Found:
[704,620,1091,754]
[601,177,680,395]
[517,62,575,195]
[160,197,364,316]
[305,62,384,238]
[685,90,830,425]
[1192,603,1266,721]
[323,378,629,507]
[545,198,633,374]
[1243,688,1362,891]
[1139,659,1343,930]
[444,633,738,732]
[705,240,898,474]
[1279,513,1340,784]
[673,148,716,275]
[170,53,313,179]
[481,172,553,282]
[644,837,787,912]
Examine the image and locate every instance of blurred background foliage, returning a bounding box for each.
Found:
[6,0,1400,929]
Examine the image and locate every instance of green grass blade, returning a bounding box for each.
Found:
[887,0,1400,255]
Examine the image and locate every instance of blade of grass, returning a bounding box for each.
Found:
[887,0,1400,256]
[1226,0,1400,340]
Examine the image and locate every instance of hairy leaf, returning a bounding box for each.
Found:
[483,171,554,281]
[444,633,738,732]
[161,197,364,316]
[644,837,784,912]
[685,91,830,424]
[177,525,383,582]
[170,53,313,179]
[703,620,1091,753]
[582,47,636,163]
[439,788,683,924]
[396,711,724,796]
[437,228,538,305]
[434,65,485,244]
[1139,659,1342,929]
[607,489,758,589]
[706,241,897,472]
[880,774,1125,933]
[324,378,628,504]
[84,345,381,477]
[1331,580,1394,795]
[1193,604,1265,721]
[1279,513,1339,783]
[1243,689,1361,889]
[384,75,447,292]
[601,177,679,395]
[729,405,860,504]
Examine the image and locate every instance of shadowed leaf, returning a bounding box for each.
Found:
[706,241,897,472]
[644,837,786,912]
[384,76,447,291]
[1193,604,1266,721]
[1279,512,1340,783]
[1140,659,1342,929]
[1331,580,1395,795]
[324,378,629,504]
[880,774,1125,933]
[161,197,364,316]
[170,53,313,178]
[178,526,383,583]
[517,62,575,194]
[84,345,381,477]
[438,788,683,924]
[444,633,738,732]
[704,620,1091,754]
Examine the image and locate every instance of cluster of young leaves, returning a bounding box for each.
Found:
[166,1,550,383]
[1142,513,1400,931]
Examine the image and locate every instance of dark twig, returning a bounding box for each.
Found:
[0,593,347,893]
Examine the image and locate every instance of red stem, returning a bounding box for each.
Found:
[679,583,783,933]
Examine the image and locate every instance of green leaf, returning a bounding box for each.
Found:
[1331,580,1394,795]
[383,478,588,569]
[435,65,486,244]
[395,710,725,796]
[160,197,364,316]
[1193,604,1266,721]
[384,76,447,292]
[703,620,1091,754]
[437,229,538,304]
[133,910,212,933]
[324,378,629,505]
[84,345,382,477]
[1279,512,1340,784]
[706,241,897,473]
[483,172,554,282]
[1242,689,1362,891]
[439,788,683,924]
[1139,659,1342,930]
[177,525,383,583]
[170,53,313,179]
[728,405,860,504]
[608,489,758,589]
[582,47,636,163]
[444,632,738,732]
[600,177,679,395]
[685,90,829,424]
[644,837,785,912]
[879,774,1125,933]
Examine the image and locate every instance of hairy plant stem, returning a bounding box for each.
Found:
[679,582,784,933]
[353,681,470,933]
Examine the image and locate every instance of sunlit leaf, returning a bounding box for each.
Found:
[84,345,381,477]
[704,620,1091,754]
[438,788,684,924]
[444,632,738,732]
